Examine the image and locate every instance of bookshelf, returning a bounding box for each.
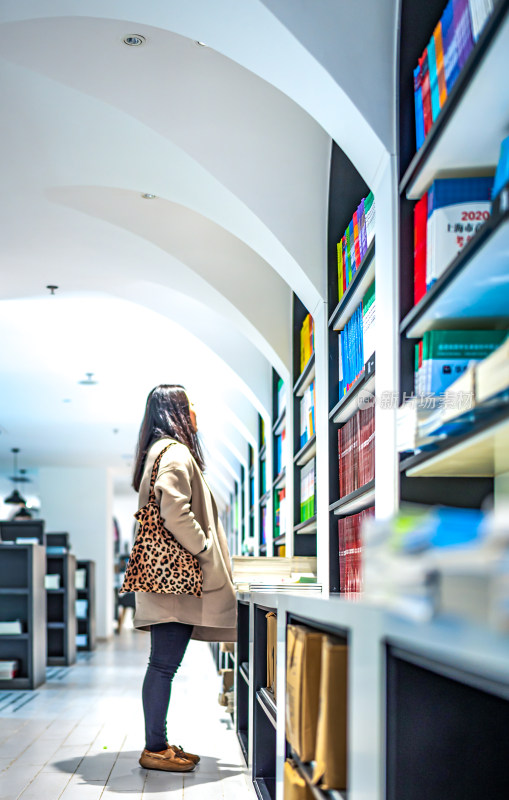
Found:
[272,368,287,556]
[258,413,271,556]
[75,560,96,652]
[46,552,77,666]
[0,544,46,690]
[292,294,317,560]
[327,141,375,593]
[397,0,509,513]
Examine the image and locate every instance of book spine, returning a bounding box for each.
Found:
[345,225,352,285]
[353,209,361,267]
[434,21,448,109]
[454,0,474,70]
[359,199,367,259]
[427,33,441,123]
[420,50,433,136]
[337,242,344,301]
[413,64,425,150]
[443,0,460,92]
[348,219,356,275]
[414,193,428,304]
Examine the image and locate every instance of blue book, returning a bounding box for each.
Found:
[427,34,441,123]
[442,0,460,92]
[413,64,425,149]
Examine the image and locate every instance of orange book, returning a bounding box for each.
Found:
[434,21,447,108]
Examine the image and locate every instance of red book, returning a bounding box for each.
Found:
[414,194,428,304]
[419,50,433,135]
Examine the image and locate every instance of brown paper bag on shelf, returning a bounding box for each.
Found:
[284,759,313,800]
[312,637,348,791]
[266,611,277,700]
[285,624,324,762]
[220,641,235,653]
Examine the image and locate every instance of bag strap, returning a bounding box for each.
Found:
[148,442,175,502]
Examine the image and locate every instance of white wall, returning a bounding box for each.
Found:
[113,489,138,556]
[38,467,114,639]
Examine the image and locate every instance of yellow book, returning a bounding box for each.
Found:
[434,21,447,108]
[301,315,310,371]
[300,320,305,373]
[337,242,344,301]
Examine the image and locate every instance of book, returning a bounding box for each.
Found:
[0,620,23,635]
[300,458,316,522]
[337,241,344,301]
[468,0,494,41]
[453,0,474,70]
[362,283,376,365]
[413,193,428,304]
[413,63,425,150]
[419,49,433,135]
[338,507,375,593]
[427,32,441,123]
[353,209,361,267]
[433,20,448,108]
[365,192,376,246]
[277,378,286,417]
[442,0,461,92]
[416,330,507,394]
[476,336,509,403]
[0,659,19,679]
[426,176,493,288]
[493,135,509,200]
[338,406,375,497]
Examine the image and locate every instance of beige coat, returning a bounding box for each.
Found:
[133,437,237,641]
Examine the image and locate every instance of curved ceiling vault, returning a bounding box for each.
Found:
[0,0,396,495]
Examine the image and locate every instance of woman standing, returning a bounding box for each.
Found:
[128,385,237,772]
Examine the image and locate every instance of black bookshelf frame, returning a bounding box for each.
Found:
[46,551,76,666]
[76,559,96,652]
[327,140,375,594]
[396,0,508,509]
[272,368,286,552]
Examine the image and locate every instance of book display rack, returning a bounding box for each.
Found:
[75,559,96,652]
[272,368,287,556]
[258,414,271,555]
[0,544,46,690]
[46,551,77,666]
[327,143,375,594]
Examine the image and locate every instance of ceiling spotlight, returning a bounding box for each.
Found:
[196,41,208,47]
[79,372,98,386]
[46,285,59,295]
[141,193,157,199]
[123,34,146,46]
[63,398,71,403]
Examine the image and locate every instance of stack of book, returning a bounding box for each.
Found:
[338,284,376,400]
[337,192,375,302]
[415,329,506,395]
[338,406,375,497]
[338,507,375,593]
[275,428,287,476]
[413,0,494,149]
[300,314,314,373]
[0,620,23,635]
[232,555,317,591]
[300,458,316,522]
[299,381,316,448]
[414,177,493,302]
[0,660,19,680]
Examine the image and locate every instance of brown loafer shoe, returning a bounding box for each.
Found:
[169,744,200,764]
[139,747,196,772]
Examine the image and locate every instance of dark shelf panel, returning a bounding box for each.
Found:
[259,544,267,555]
[329,239,375,331]
[0,633,29,639]
[294,354,316,397]
[330,480,375,516]
[239,661,250,685]
[400,191,509,339]
[256,688,277,729]
[294,435,317,467]
[0,588,29,595]
[294,516,317,534]
[46,589,66,594]
[47,622,65,629]
[0,677,32,690]
[253,778,275,800]
[259,491,271,507]
[259,444,267,460]
[273,534,286,547]
[237,730,248,763]
[400,1,509,199]
[272,408,286,436]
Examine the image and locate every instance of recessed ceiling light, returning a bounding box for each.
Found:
[196,41,208,47]
[141,193,157,199]
[63,398,71,403]
[123,34,146,46]
[79,372,98,386]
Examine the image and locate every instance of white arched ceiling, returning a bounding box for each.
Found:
[0,295,253,487]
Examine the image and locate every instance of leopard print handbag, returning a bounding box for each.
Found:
[120,444,203,597]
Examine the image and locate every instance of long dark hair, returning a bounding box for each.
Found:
[132,384,205,491]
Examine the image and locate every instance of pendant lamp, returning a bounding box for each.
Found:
[14,506,32,519]
[4,449,28,506]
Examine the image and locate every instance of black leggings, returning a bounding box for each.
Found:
[142,621,193,752]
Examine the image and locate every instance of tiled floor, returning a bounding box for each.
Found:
[0,629,255,799]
